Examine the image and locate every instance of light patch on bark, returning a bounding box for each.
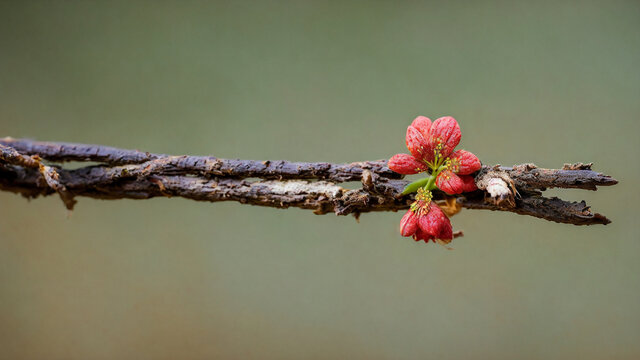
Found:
[476,169,517,208]
[265,180,343,197]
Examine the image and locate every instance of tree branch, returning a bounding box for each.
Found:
[0,138,617,225]
[0,137,400,182]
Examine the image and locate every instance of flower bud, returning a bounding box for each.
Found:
[435,170,464,194]
[418,203,450,239]
[428,117,461,159]
[388,154,428,175]
[410,116,432,139]
[405,126,428,161]
[449,150,481,175]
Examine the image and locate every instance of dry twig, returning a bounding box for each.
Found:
[0,137,617,225]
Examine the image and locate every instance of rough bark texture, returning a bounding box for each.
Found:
[0,138,617,225]
[495,163,618,191]
[0,137,400,182]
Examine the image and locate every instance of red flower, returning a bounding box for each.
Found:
[399,188,453,243]
[388,116,481,194]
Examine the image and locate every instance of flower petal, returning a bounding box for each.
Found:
[388,154,428,175]
[413,228,435,243]
[460,175,478,192]
[417,203,447,238]
[428,116,461,159]
[400,210,418,237]
[417,203,453,241]
[410,116,432,139]
[405,126,430,161]
[435,170,464,195]
[450,150,481,175]
[436,215,453,241]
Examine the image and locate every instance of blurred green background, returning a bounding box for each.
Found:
[1,1,638,359]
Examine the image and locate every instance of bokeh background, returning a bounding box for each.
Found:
[1,1,639,359]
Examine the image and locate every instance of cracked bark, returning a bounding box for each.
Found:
[0,138,617,225]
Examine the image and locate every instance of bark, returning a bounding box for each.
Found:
[0,137,400,182]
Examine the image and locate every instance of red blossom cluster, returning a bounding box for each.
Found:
[388,116,481,194]
[399,188,453,243]
[388,116,481,245]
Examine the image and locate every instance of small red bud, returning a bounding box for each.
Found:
[435,170,464,195]
[405,126,429,161]
[450,150,481,175]
[410,116,432,139]
[428,117,461,159]
[388,154,428,175]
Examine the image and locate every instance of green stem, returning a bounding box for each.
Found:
[400,165,444,196]
[425,173,436,191]
[401,177,431,195]
[424,166,444,191]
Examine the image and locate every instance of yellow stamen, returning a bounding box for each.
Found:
[410,188,433,216]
